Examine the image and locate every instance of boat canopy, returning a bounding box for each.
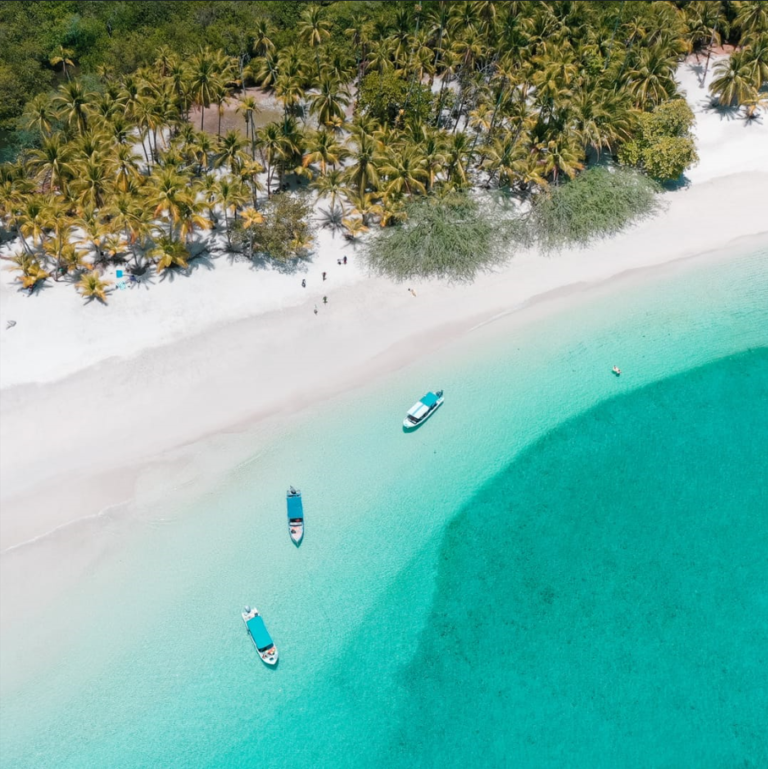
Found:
[420,392,439,407]
[287,493,304,520]
[247,615,274,651]
[407,403,430,420]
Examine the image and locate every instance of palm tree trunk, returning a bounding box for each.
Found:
[703,25,717,84]
[435,75,448,126]
[452,84,468,134]
[200,105,205,132]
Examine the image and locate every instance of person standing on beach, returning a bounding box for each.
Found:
[343,256,347,265]
[301,279,306,288]
[323,296,328,304]
[322,272,327,281]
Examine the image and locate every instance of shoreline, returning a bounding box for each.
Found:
[2,223,767,553]
[2,173,768,548]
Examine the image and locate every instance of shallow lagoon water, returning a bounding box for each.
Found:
[2,247,767,768]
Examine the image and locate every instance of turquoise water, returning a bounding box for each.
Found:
[1,247,767,768]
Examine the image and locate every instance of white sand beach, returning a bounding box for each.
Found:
[1,59,767,630]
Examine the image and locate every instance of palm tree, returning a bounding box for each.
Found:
[420,130,447,192]
[176,198,212,244]
[150,237,190,271]
[378,146,428,197]
[75,206,112,265]
[236,95,260,157]
[311,169,346,208]
[302,130,349,176]
[148,168,188,241]
[190,49,221,131]
[72,156,111,209]
[537,136,584,185]
[685,1,726,83]
[215,177,249,248]
[623,46,678,108]
[309,79,351,127]
[17,196,50,253]
[237,159,266,207]
[298,4,331,73]
[274,73,305,117]
[76,270,112,303]
[53,81,92,135]
[346,131,381,196]
[26,135,74,193]
[21,93,56,137]
[50,45,75,80]
[3,252,51,290]
[48,242,87,277]
[341,215,369,240]
[252,19,276,58]
[445,132,472,189]
[240,206,265,255]
[733,1,768,42]
[43,197,75,277]
[247,51,280,91]
[709,51,758,107]
[484,134,526,188]
[256,122,284,194]
[112,143,142,193]
[742,35,768,92]
[214,130,248,174]
[191,131,216,173]
[341,188,383,227]
[106,192,152,269]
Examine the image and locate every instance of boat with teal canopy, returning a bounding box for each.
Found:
[287,487,304,545]
[241,606,278,665]
[403,390,444,430]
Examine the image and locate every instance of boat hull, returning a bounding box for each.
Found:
[289,520,304,546]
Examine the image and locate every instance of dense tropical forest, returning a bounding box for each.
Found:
[1,1,766,296]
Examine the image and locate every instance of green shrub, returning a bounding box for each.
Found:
[618,100,699,182]
[358,71,434,127]
[364,193,522,282]
[248,193,315,261]
[530,167,662,251]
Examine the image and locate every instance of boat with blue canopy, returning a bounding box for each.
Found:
[403,390,444,429]
[241,606,278,665]
[287,486,304,545]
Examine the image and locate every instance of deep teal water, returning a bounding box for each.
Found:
[387,349,768,768]
[1,247,767,768]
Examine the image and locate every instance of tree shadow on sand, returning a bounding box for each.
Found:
[660,174,693,192]
[698,96,743,122]
[16,278,52,297]
[157,250,217,283]
[249,250,311,275]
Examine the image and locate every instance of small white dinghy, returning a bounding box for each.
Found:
[403,390,444,430]
[242,606,278,665]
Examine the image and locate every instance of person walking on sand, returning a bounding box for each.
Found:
[323,296,328,304]
[343,256,347,265]
[322,271,327,281]
[301,278,306,288]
